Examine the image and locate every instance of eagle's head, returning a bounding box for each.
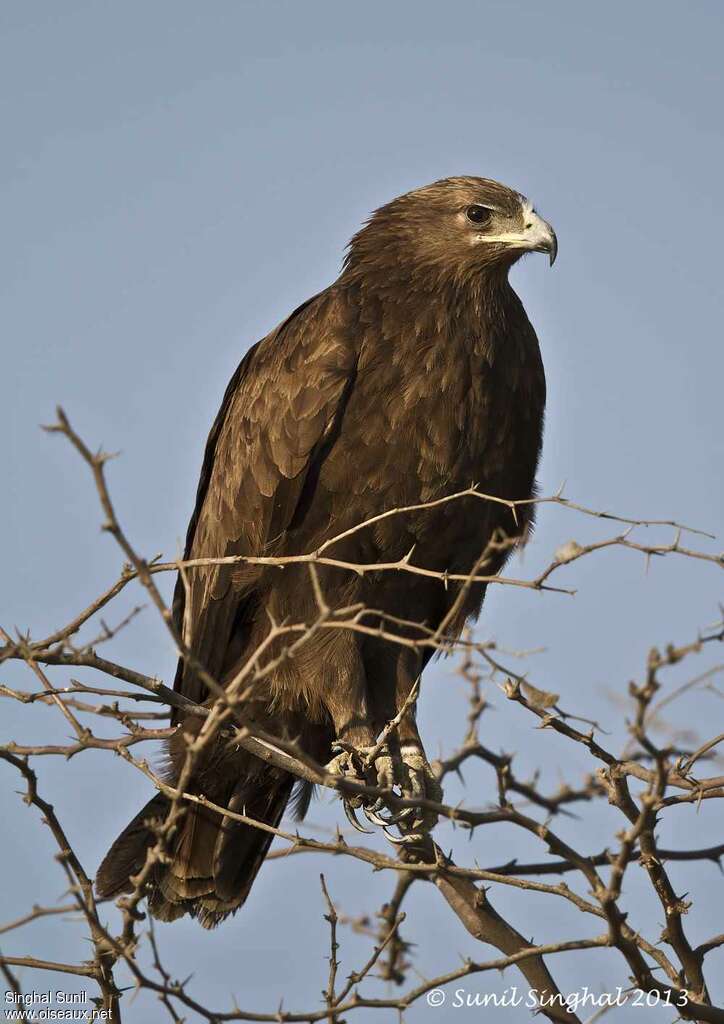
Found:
[344,176,556,284]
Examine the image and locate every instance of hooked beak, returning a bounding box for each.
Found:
[476,203,558,266]
[525,209,558,266]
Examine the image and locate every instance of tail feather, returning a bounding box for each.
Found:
[95,793,170,899]
[213,778,291,903]
[95,774,293,928]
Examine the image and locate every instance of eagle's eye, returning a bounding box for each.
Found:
[466,204,492,225]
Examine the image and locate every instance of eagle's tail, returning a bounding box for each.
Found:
[95,765,294,929]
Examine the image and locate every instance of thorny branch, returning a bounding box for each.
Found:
[1,408,722,1023]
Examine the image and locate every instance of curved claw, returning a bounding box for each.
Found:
[384,804,417,825]
[382,825,424,845]
[343,800,374,834]
[362,805,392,828]
[365,803,417,827]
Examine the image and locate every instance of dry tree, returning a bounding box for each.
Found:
[1,409,723,1023]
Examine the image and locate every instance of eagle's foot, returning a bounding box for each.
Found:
[325,742,416,834]
[325,742,381,834]
[369,744,443,844]
[326,741,442,841]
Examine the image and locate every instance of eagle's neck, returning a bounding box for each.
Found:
[342,264,520,362]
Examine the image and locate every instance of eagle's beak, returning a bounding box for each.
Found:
[475,206,558,266]
[521,209,557,266]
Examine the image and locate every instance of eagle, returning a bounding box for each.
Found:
[96,176,555,927]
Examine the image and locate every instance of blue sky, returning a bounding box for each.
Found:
[2,2,723,1021]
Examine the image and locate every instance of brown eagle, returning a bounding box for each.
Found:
[96,176,555,927]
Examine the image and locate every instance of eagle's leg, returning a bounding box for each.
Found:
[321,652,395,831]
[363,655,443,841]
[322,649,442,838]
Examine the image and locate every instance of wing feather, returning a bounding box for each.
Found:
[170,290,356,713]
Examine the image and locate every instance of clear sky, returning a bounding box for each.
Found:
[2,2,723,1021]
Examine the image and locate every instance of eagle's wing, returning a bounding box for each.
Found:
[171,289,356,711]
